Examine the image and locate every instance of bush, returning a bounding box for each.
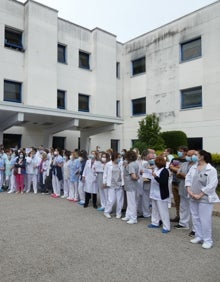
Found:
[161,131,188,153]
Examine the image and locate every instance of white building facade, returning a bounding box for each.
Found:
[0,0,220,153]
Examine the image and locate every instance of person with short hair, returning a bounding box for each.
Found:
[51,148,63,198]
[148,156,170,233]
[68,150,81,202]
[14,150,26,194]
[185,150,219,249]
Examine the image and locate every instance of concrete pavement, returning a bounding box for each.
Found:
[0,193,220,282]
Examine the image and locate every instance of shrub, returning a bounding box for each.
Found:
[161,131,188,153]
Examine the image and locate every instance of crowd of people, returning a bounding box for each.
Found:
[0,144,219,249]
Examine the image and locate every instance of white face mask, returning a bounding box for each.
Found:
[101,157,106,163]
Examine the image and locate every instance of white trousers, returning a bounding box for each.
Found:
[104,187,124,216]
[78,180,85,202]
[190,200,214,244]
[125,190,137,221]
[142,182,151,217]
[151,199,170,231]
[26,174,38,193]
[0,171,4,187]
[9,174,16,192]
[69,181,79,199]
[52,175,61,196]
[63,179,71,197]
[179,196,190,228]
[97,173,108,208]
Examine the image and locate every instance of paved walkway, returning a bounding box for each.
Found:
[0,193,220,282]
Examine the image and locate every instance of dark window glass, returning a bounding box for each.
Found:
[116,62,120,78]
[181,86,202,109]
[132,97,146,115]
[4,80,22,103]
[181,38,201,62]
[52,137,65,150]
[116,100,120,117]
[79,51,90,69]
[5,27,23,51]
[187,137,203,150]
[132,57,145,76]
[111,139,119,152]
[58,44,66,63]
[78,94,89,112]
[57,90,65,109]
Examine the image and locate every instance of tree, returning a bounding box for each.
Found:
[161,131,188,153]
[134,113,165,152]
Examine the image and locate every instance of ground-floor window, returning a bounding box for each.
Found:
[111,139,119,152]
[52,136,65,150]
[187,137,203,150]
[3,134,21,149]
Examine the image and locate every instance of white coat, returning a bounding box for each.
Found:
[103,161,124,187]
[82,159,98,194]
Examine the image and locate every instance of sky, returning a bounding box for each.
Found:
[18,0,217,42]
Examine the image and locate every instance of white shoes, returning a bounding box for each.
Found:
[104,213,111,219]
[8,190,15,194]
[121,217,129,221]
[202,242,212,249]
[127,219,137,224]
[116,214,121,219]
[190,237,202,244]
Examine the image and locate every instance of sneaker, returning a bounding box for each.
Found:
[174,224,189,230]
[162,229,170,234]
[8,190,15,194]
[170,216,180,222]
[51,194,60,198]
[61,195,67,199]
[73,198,79,202]
[202,242,212,249]
[116,214,121,219]
[16,191,20,194]
[121,217,130,221]
[21,191,24,194]
[67,198,74,201]
[97,207,105,211]
[127,219,137,224]
[189,231,195,237]
[78,201,85,205]
[148,223,160,228]
[104,213,111,219]
[190,237,202,244]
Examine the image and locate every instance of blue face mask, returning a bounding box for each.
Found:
[149,159,155,165]
[177,151,183,158]
[191,155,198,163]
[89,154,95,159]
[185,156,192,162]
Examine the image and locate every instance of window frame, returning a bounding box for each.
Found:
[132,57,146,76]
[78,94,90,112]
[181,86,202,110]
[4,80,22,103]
[116,62,120,78]
[57,44,67,64]
[180,37,202,63]
[57,89,66,109]
[132,97,146,116]
[79,50,90,70]
[4,26,23,51]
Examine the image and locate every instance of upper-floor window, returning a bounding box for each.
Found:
[78,94,89,112]
[57,90,66,109]
[5,26,23,51]
[116,100,120,117]
[132,97,146,115]
[181,86,202,109]
[132,57,146,76]
[58,44,66,63]
[116,62,120,78]
[4,80,22,103]
[181,37,201,62]
[79,51,90,70]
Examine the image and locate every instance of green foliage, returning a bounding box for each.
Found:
[211,153,220,167]
[135,113,165,153]
[161,131,188,153]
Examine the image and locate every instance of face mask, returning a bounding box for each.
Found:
[63,156,66,161]
[116,159,121,164]
[191,155,198,163]
[149,159,155,165]
[101,157,106,163]
[185,156,192,162]
[54,151,58,156]
[78,157,83,161]
[177,151,183,158]
[89,154,95,159]
[20,154,23,158]
[121,151,125,156]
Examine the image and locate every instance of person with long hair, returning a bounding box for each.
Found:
[51,148,63,198]
[14,150,26,194]
[185,150,218,249]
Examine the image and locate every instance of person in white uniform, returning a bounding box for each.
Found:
[148,156,170,233]
[185,150,219,249]
[51,148,64,198]
[103,152,124,219]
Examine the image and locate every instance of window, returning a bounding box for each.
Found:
[116,62,120,78]
[3,134,22,149]
[4,80,22,103]
[78,94,89,112]
[57,90,66,109]
[111,139,119,152]
[132,97,146,115]
[5,26,23,51]
[79,51,90,69]
[181,37,201,62]
[116,100,120,117]
[187,137,203,150]
[181,86,202,109]
[58,44,66,63]
[132,57,145,76]
[52,137,65,150]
